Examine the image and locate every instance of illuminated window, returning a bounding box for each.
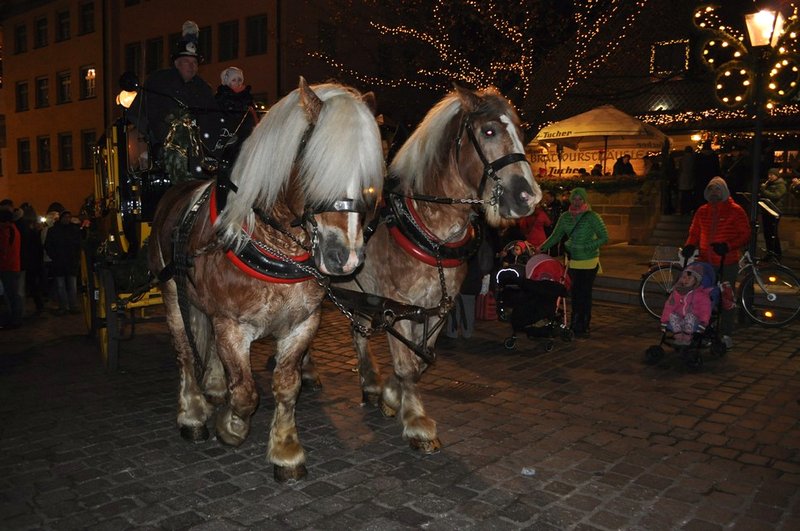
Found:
[219,20,239,62]
[650,40,690,77]
[80,66,96,99]
[246,15,267,56]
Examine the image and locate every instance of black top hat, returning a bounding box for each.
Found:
[171,20,202,62]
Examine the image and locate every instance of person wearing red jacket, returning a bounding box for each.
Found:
[0,208,23,328]
[518,204,552,247]
[683,176,750,348]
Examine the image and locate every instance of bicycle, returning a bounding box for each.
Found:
[640,247,800,327]
[736,250,800,326]
[639,247,692,320]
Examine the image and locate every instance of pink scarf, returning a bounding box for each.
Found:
[569,203,589,217]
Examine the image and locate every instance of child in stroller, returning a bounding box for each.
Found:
[646,261,729,369]
[495,245,572,351]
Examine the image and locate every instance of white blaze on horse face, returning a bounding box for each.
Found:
[500,114,541,210]
[343,210,361,272]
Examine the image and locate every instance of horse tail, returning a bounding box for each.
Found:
[190,303,213,370]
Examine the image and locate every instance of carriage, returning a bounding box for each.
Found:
[79,116,171,372]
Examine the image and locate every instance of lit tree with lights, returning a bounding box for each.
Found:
[309,0,657,128]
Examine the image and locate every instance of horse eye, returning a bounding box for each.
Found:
[483,128,495,137]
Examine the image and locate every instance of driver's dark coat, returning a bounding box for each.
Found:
[128,67,222,158]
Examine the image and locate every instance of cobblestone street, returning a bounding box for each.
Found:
[1,300,799,530]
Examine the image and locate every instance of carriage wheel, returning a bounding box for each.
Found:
[644,345,665,365]
[504,336,517,350]
[97,268,120,372]
[544,340,554,352]
[79,246,96,335]
[560,328,574,342]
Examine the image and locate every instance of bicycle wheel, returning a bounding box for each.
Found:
[640,264,682,319]
[739,265,800,327]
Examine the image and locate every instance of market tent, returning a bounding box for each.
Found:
[531,105,668,173]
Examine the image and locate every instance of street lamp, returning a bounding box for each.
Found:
[694,5,800,257]
[745,9,783,258]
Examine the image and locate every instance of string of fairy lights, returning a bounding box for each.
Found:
[547,0,650,113]
[309,0,651,113]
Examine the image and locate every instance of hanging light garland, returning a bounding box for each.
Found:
[694,3,800,110]
[309,0,650,112]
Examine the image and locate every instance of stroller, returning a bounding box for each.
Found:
[644,260,730,370]
[495,248,573,351]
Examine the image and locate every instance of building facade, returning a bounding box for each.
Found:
[0,0,278,213]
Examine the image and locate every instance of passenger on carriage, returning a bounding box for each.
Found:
[127,21,222,178]
[215,67,259,165]
[659,263,712,346]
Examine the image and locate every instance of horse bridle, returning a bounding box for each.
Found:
[456,113,528,207]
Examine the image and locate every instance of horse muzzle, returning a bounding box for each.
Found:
[496,174,540,218]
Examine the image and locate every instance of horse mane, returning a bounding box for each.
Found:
[389,87,517,194]
[216,83,384,249]
[389,92,463,194]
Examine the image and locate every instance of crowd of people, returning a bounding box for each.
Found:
[1,200,83,329]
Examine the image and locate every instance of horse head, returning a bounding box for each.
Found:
[453,85,541,225]
[296,78,384,275]
[215,78,384,277]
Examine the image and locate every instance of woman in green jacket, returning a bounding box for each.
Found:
[537,188,608,337]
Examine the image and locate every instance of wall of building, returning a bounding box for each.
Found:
[1,0,279,213]
[3,0,105,213]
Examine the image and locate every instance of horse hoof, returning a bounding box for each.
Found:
[379,400,397,418]
[361,391,380,407]
[180,424,209,442]
[216,430,246,447]
[301,376,323,392]
[409,437,441,454]
[273,463,307,483]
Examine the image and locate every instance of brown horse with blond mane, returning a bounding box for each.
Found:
[336,85,541,453]
[148,78,384,482]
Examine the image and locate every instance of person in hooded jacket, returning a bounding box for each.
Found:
[683,177,750,348]
[537,188,608,337]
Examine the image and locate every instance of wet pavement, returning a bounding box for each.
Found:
[1,264,799,529]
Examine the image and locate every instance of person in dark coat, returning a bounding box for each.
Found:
[214,66,259,167]
[17,204,45,316]
[693,140,721,208]
[127,21,221,178]
[612,154,635,176]
[44,211,82,315]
